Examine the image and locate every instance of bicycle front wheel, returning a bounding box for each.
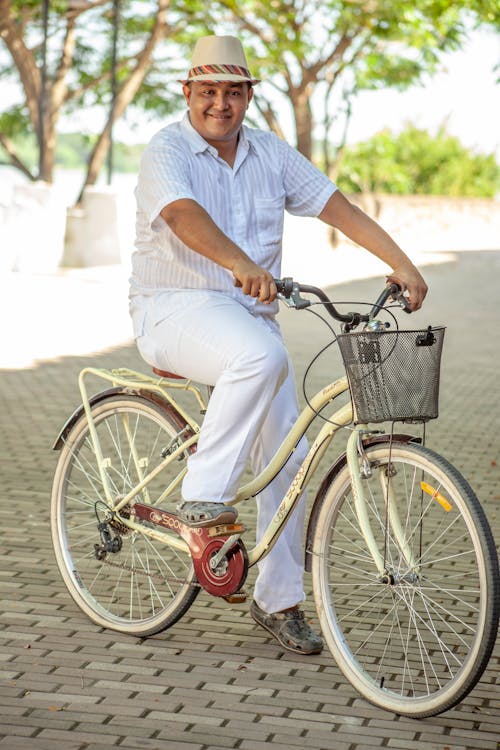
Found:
[311,441,499,717]
[51,394,199,636]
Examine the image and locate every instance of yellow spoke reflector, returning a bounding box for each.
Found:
[421,481,452,512]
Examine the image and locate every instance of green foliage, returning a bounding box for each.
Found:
[0,106,32,139]
[53,133,144,172]
[0,131,38,170]
[0,131,144,173]
[336,126,500,197]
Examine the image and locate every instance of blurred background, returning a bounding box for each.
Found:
[1,0,499,367]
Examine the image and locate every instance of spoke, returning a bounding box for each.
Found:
[418,518,473,564]
[69,443,107,497]
[333,506,382,560]
[141,533,191,586]
[335,585,391,624]
[134,544,169,610]
[68,531,100,554]
[374,602,398,683]
[66,521,100,539]
[422,578,481,614]
[392,587,466,666]
[415,587,478,639]
[104,413,130,492]
[419,547,479,569]
[349,593,401,654]
[327,544,379,572]
[398,586,441,695]
[392,593,418,696]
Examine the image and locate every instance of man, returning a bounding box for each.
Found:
[130,35,427,655]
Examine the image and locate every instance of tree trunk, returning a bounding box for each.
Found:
[76,0,170,203]
[77,124,112,202]
[290,87,313,161]
[0,0,41,131]
[39,111,59,183]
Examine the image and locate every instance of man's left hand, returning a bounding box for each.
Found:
[386,265,428,312]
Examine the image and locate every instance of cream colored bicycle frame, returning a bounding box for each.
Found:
[78,366,415,575]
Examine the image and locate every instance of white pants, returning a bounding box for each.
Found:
[134,290,308,613]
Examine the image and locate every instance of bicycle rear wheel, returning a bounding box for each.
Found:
[311,441,499,717]
[51,394,199,636]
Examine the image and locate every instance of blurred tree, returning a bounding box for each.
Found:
[189,0,500,163]
[336,125,500,197]
[0,0,181,199]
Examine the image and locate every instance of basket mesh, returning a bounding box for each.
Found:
[337,327,445,424]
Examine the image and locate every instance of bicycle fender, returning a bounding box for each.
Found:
[304,433,421,572]
[52,387,190,450]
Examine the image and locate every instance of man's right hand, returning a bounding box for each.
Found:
[232,258,277,304]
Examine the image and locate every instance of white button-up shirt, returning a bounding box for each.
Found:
[130,113,336,332]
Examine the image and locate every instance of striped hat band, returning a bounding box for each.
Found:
[188,63,253,79]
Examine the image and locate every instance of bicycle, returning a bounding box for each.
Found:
[50,279,499,718]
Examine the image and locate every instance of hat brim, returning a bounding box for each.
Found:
[179,73,260,85]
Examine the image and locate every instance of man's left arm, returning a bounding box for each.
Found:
[319,190,428,311]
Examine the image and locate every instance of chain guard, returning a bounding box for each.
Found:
[132,503,248,597]
[195,537,248,596]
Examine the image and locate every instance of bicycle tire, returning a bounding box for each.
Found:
[311,441,499,717]
[51,394,199,636]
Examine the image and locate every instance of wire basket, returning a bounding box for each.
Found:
[336,326,445,424]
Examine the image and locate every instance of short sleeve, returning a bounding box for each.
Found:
[135,131,196,231]
[281,141,337,217]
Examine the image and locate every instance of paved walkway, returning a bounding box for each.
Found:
[0,251,498,749]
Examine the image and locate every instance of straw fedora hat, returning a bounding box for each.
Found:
[180,35,260,85]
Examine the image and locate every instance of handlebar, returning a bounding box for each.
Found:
[274,277,411,329]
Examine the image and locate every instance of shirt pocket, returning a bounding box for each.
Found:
[254,193,286,247]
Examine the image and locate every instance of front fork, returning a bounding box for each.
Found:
[346,429,417,577]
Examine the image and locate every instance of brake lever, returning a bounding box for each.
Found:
[398,291,413,314]
[277,280,311,310]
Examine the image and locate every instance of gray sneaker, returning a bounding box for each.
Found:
[176,500,237,528]
[250,600,323,655]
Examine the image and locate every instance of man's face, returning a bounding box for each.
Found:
[183,81,253,148]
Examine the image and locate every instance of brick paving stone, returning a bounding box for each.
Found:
[212,698,287,717]
[117,740,204,750]
[446,729,499,747]
[148,709,224,726]
[156,729,240,749]
[387,742,468,750]
[101,695,183,712]
[0,723,38,738]
[38,728,122,744]
[0,739,84,750]
[333,731,386,746]
[270,733,324,749]
[160,733,239,749]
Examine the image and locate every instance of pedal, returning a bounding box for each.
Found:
[207,523,246,537]
[223,589,248,604]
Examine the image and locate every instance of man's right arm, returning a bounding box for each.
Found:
[161,198,276,303]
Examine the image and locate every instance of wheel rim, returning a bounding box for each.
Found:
[52,398,197,631]
[314,444,494,713]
